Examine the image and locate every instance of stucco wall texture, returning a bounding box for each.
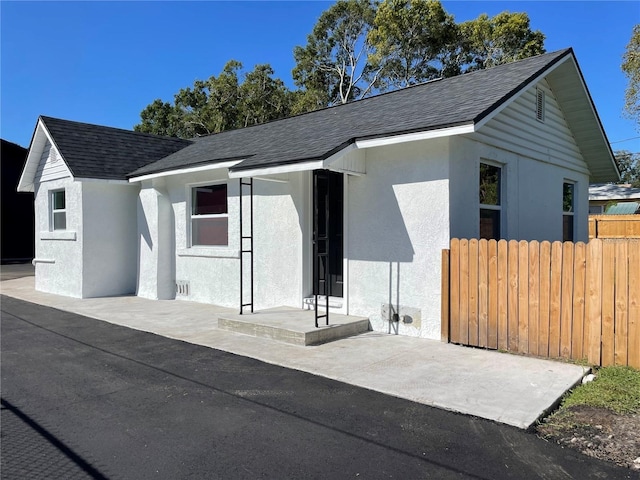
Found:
[32,133,590,340]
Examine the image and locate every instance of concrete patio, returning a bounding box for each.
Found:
[0,274,588,430]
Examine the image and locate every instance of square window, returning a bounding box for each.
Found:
[191,184,228,246]
[51,190,66,231]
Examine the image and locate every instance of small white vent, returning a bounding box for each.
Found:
[536,88,545,122]
[176,280,190,296]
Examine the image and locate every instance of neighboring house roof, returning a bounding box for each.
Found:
[605,201,640,215]
[18,116,192,191]
[129,48,618,183]
[589,183,640,201]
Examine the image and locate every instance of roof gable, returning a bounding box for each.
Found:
[19,117,193,191]
[34,140,72,183]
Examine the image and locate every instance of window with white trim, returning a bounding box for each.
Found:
[50,189,66,230]
[563,182,575,242]
[191,183,228,246]
[479,163,502,240]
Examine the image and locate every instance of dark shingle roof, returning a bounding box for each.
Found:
[40,116,193,180]
[129,49,572,177]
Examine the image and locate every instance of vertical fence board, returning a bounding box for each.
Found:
[560,242,574,359]
[488,240,498,349]
[549,242,563,358]
[497,240,508,351]
[518,240,529,353]
[601,241,616,366]
[478,240,489,347]
[468,239,479,346]
[507,240,520,352]
[441,249,450,343]
[571,243,586,361]
[443,238,637,368]
[459,239,470,345]
[586,239,603,365]
[538,242,552,358]
[627,241,640,369]
[614,241,628,366]
[528,241,540,356]
[449,239,460,344]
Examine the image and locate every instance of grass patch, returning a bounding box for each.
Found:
[561,366,640,415]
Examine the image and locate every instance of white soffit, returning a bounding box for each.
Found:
[128,160,243,183]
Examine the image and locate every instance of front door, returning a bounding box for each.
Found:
[313,170,343,298]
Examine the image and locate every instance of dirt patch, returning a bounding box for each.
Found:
[537,405,640,471]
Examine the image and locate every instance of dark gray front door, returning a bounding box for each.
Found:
[313,170,343,298]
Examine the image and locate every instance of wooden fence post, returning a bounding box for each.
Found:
[586,239,603,365]
[441,249,450,343]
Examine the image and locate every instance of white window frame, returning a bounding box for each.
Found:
[479,160,503,240]
[50,189,66,231]
[189,181,229,247]
[563,181,575,242]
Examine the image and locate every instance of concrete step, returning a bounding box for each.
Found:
[218,307,370,346]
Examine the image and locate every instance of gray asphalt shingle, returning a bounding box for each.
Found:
[40,116,193,180]
[129,49,571,177]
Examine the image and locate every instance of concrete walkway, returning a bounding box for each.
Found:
[0,276,588,430]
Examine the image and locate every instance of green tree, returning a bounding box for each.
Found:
[239,64,293,127]
[615,150,640,187]
[622,25,640,127]
[134,61,293,138]
[292,1,546,112]
[459,11,545,71]
[369,0,460,89]
[292,0,379,108]
[135,99,186,137]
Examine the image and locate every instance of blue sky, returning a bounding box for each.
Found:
[1,1,638,154]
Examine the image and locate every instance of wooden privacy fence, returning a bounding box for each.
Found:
[589,214,640,239]
[441,238,640,368]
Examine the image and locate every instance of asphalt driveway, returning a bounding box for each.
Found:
[1,295,631,479]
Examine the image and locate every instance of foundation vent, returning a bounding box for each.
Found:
[176,280,190,296]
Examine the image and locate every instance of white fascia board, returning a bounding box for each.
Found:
[17,119,62,192]
[228,160,323,178]
[128,160,243,183]
[474,53,571,131]
[355,124,475,149]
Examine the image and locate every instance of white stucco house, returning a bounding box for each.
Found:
[18,48,619,339]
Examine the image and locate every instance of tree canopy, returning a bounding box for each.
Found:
[294,0,545,103]
[615,150,640,187]
[135,61,294,137]
[135,0,546,138]
[622,24,640,127]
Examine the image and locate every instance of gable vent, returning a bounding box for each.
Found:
[536,88,545,122]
